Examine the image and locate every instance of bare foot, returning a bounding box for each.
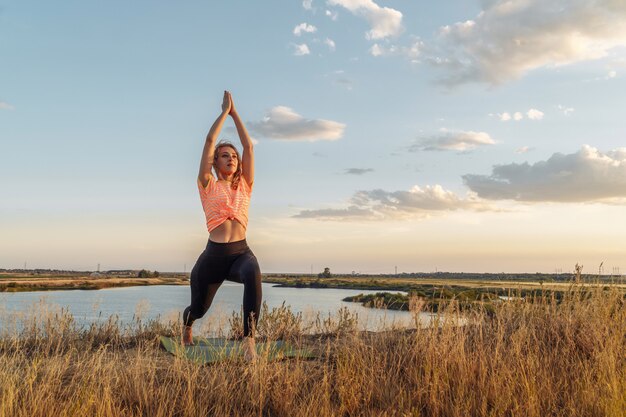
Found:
[182,325,194,346]
[242,336,257,362]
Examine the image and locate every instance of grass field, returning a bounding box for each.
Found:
[0,274,623,416]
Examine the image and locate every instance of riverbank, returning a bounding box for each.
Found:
[0,275,188,292]
[0,282,622,416]
[266,275,626,314]
[4,271,624,296]
[263,274,626,291]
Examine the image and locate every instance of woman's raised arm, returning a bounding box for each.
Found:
[198,91,231,187]
[228,92,254,188]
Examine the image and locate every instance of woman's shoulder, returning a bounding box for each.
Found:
[239,175,253,193]
[197,175,215,192]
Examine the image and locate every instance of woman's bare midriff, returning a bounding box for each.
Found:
[209,219,247,243]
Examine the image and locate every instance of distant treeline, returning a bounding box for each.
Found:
[2,269,623,282]
[265,272,623,282]
[0,268,141,275]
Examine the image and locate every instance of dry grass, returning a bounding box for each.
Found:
[0,278,623,417]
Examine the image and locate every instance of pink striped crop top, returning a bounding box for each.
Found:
[197,175,252,233]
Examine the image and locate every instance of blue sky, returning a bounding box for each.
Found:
[1,0,625,274]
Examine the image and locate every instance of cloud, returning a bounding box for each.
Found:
[344,168,374,175]
[292,43,311,56]
[499,112,511,121]
[430,0,626,86]
[462,145,626,203]
[248,106,346,141]
[369,37,423,59]
[526,108,544,120]
[292,184,497,221]
[327,0,403,40]
[294,23,317,36]
[557,104,575,116]
[515,146,533,154]
[0,101,14,110]
[495,108,544,121]
[409,129,496,152]
[326,9,338,21]
[370,43,384,57]
[302,0,313,10]
[324,37,336,51]
[293,205,377,220]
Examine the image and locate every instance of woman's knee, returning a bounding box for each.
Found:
[186,288,216,322]
[183,306,202,326]
[230,254,260,283]
[242,255,262,281]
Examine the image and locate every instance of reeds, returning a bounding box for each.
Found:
[0,277,623,417]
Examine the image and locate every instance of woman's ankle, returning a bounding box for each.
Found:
[182,325,194,345]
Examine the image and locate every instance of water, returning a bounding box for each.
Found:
[0,283,438,335]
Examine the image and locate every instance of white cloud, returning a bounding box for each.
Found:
[526,108,544,120]
[431,0,626,86]
[293,23,317,36]
[557,104,575,116]
[410,129,496,152]
[463,145,626,203]
[324,38,336,51]
[607,70,617,79]
[293,184,497,221]
[496,109,544,121]
[0,101,14,110]
[248,106,346,141]
[292,43,311,56]
[515,146,533,154]
[327,0,403,40]
[369,37,423,59]
[325,9,338,21]
[370,43,384,57]
[303,0,313,10]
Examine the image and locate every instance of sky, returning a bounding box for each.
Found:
[1,0,625,274]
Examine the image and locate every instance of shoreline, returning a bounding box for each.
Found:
[264,276,626,313]
[2,273,624,294]
[0,276,188,292]
[263,275,626,291]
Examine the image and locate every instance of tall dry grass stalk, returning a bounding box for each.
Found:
[0,278,623,417]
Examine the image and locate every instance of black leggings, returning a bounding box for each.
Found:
[183,238,262,338]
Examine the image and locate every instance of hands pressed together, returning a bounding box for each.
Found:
[221,90,237,116]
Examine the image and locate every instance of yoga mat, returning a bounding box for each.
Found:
[160,336,316,364]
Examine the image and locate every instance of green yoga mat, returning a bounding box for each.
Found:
[160,336,316,364]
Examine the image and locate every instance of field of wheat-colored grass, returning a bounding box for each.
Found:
[0,276,623,417]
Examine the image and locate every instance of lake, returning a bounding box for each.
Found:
[0,283,441,336]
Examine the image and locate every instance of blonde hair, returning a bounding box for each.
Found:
[213,140,242,190]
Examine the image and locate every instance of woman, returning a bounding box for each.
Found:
[182,90,262,361]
